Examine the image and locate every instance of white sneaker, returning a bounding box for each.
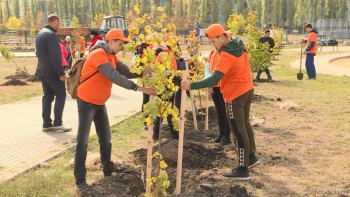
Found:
[51,125,72,132]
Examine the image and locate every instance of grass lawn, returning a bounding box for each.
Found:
[0,46,349,196]
[0,57,42,105]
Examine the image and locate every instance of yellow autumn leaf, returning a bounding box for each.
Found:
[136,18,145,25]
[160,13,167,23]
[157,6,165,12]
[144,25,152,35]
[167,23,176,34]
[153,22,163,29]
[139,34,145,41]
[134,4,140,14]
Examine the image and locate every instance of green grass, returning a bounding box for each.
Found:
[0,115,146,197]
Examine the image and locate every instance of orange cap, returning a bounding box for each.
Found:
[205,24,231,38]
[105,29,129,42]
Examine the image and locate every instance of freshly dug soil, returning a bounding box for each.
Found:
[5,70,32,80]
[81,106,249,196]
[1,79,28,86]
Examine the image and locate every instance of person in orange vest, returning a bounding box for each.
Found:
[74,29,156,190]
[303,23,318,79]
[152,40,179,140]
[181,24,260,180]
[75,32,86,58]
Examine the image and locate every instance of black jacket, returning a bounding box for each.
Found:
[35,25,64,78]
[259,36,275,52]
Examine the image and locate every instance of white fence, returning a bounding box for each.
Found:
[316,19,350,39]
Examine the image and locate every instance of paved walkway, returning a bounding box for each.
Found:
[290,52,350,76]
[0,84,142,183]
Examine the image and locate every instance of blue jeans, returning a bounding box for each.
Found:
[74,98,115,185]
[40,77,66,128]
[305,53,316,78]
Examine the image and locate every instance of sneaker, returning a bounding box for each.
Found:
[248,155,261,169]
[219,137,232,146]
[42,126,54,132]
[213,135,223,143]
[76,182,89,191]
[51,125,72,132]
[222,167,250,180]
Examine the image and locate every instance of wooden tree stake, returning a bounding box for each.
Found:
[205,90,209,131]
[146,96,154,195]
[175,66,189,195]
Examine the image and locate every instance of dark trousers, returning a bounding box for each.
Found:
[226,89,256,167]
[305,53,316,78]
[40,77,66,128]
[256,65,272,79]
[141,93,150,112]
[211,87,231,139]
[74,98,114,185]
[66,53,72,69]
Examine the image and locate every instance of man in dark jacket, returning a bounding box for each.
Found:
[36,14,71,132]
[256,29,275,81]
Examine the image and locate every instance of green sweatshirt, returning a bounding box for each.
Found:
[191,37,245,90]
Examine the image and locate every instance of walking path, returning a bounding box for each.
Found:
[0,84,142,183]
[290,52,350,76]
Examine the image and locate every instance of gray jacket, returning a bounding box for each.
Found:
[35,25,64,78]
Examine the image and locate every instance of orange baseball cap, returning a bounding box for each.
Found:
[205,24,231,38]
[105,29,129,42]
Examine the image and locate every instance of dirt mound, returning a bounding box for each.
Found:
[252,94,269,102]
[1,79,28,86]
[5,70,32,80]
[80,165,145,196]
[132,139,216,170]
[27,75,41,82]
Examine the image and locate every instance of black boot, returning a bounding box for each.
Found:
[171,131,179,139]
[219,136,232,146]
[214,135,223,143]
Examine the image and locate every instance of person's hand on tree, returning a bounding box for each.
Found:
[143,68,156,75]
[181,80,191,90]
[138,86,156,96]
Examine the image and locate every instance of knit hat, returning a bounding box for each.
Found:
[90,29,99,36]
